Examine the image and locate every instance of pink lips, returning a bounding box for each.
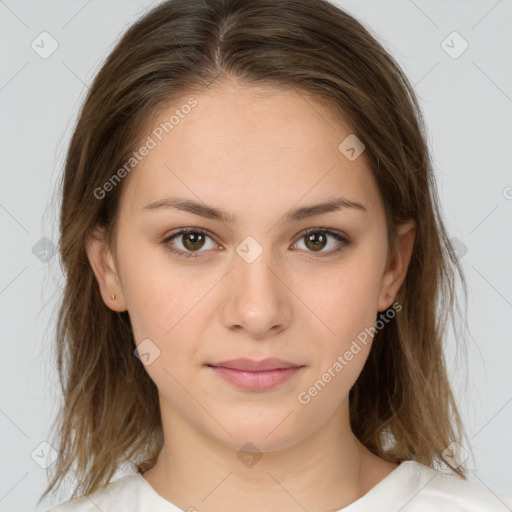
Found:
[207,358,304,391]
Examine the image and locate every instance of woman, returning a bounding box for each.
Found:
[42,0,512,510]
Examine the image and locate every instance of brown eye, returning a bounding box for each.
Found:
[294,228,350,257]
[181,232,206,251]
[162,227,350,260]
[162,228,217,259]
[304,232,328,252]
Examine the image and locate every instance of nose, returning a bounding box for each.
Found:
[221,247,292,339]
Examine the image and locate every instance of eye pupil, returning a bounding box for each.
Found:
[183,232,205,250]
[305,232,327,252]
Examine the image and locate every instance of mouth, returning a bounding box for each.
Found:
[206,358,305,391]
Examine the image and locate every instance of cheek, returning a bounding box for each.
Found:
[305,253,384,389]
[117,232,186,328]
[314,262,383,339]
[118,243,219,370]
[295,274,380,412]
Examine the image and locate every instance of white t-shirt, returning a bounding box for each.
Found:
[46,460,512,511]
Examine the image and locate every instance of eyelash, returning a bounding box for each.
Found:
[161,227,351,260]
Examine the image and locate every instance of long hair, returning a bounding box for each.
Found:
[41,0,470,503]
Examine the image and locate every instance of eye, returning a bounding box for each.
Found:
[161,227,351,260]
[162,228,219,259]
[292,228,351,257]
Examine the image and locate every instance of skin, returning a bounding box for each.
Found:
[86,79,416,512]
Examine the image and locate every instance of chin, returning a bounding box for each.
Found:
[204,415,311,454]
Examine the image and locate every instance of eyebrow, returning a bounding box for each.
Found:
[142,196,366,224]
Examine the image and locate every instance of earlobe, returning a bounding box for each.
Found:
[378,219,416,312]
[85,228,127,312]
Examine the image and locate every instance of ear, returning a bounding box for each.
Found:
[85,227,127,312]
[377,219,416,312]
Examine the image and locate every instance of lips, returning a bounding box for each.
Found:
[207,358,305,391]
[208,357,302,372]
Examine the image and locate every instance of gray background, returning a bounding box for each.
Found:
[0,0,511,510]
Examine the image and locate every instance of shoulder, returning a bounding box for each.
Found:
[404,461,512,511]
[45,473,142,512]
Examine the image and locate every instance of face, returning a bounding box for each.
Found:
[88,80,414,454]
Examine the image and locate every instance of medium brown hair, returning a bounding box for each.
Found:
[41,0,470,504]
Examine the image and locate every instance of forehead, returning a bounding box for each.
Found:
[119,81,382,222]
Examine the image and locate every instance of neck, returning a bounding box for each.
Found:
[142,398,389,512]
